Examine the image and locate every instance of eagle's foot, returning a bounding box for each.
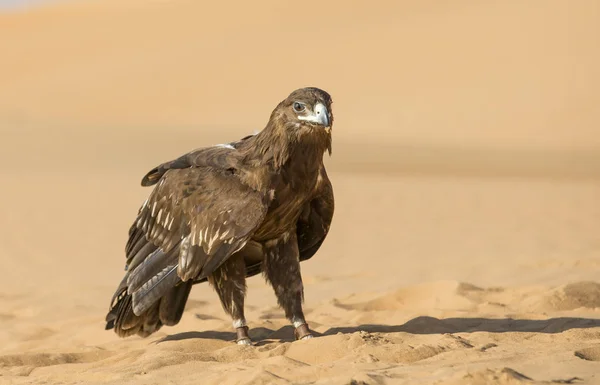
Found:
[235,326,252,345]
[294,323,313,340]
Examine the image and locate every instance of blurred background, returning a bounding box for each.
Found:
[0,0,599,335]
[1,2,600,382]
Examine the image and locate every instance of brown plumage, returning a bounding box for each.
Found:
[105,87,335,343]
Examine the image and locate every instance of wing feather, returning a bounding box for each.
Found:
[297,166,334,261]
[121,156,269,316]
[127,245,180,293]
[191,164,333,288]
[127,242,158,273]
[141,145,241,187]
[132,265,180,316]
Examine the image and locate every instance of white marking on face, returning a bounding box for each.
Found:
[297,102,330,126]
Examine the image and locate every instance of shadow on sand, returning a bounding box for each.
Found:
[157,316,600,344]
[157,326,298,344]
[323,316,600,335]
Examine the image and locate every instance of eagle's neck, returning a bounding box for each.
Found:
[246,121,328,172]
[249,123,292,169]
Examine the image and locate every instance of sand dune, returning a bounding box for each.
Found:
[1,0,600,384]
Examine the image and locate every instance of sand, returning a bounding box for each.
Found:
[1,1,600,384]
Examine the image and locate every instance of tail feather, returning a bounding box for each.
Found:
[159,280,193,326]
[116,292,139,331]
[107,233,189,338]
[105,280,192,338]
[105,290,145,337]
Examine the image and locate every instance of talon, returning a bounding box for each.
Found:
[235,326,252,345]
[294,323,313,340]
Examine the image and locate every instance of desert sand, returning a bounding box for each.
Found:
[1,1,600,384]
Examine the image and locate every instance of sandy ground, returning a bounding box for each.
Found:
[1,1,600,384]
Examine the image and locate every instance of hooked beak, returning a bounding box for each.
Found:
[298,102,330,127]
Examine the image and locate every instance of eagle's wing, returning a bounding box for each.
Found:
[296,165,334,262]
[124,165,268,316]
[140,135,257,187]
[141,145,241,187]
[225,165,334,281]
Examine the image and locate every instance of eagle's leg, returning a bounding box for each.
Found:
[263,232,313,341]
[208,253,251,345]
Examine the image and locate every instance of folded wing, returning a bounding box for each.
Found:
[122,165,268,316]
[297,166,335,261]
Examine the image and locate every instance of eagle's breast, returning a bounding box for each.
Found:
[252,161,321,241]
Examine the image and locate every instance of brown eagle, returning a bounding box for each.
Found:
[105,87,334,344]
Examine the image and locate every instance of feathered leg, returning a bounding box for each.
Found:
[263,231,313,340]
[208,253,250,345]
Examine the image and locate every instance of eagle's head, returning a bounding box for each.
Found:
[269,87,333,150]
[283,87,333,130]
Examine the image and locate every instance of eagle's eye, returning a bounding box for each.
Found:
[293,102,306,113]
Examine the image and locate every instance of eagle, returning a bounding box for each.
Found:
[105,87,334,344]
